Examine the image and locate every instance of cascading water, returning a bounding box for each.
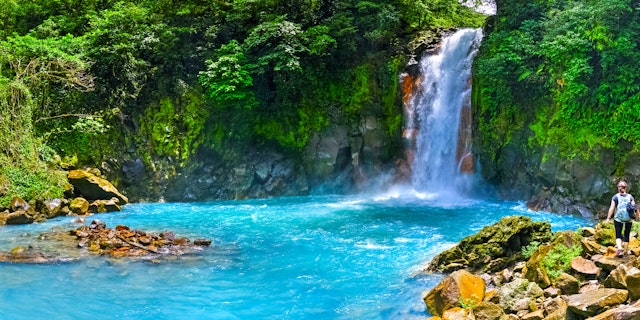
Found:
[407,29,484,195]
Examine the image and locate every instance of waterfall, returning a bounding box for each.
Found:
[407,29,483,195]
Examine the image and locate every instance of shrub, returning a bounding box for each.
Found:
[542,244,582,280]
[0,165,67,207]
[521,241,541,259]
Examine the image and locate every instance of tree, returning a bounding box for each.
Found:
[199,40,258,110]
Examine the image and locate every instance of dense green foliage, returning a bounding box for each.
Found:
[474,0,640,161]
[542,243,582,280]
[0,0,485,204]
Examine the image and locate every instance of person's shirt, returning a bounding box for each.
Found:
[613,193,634,222]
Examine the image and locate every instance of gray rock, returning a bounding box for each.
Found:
[566,288,628,317]
[498,278,544,313]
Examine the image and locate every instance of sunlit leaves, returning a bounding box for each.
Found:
[244,17,306,73]
[199,40,257,110]
[303,25,337,56]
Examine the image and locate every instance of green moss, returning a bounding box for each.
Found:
[346,64,373,115]
[139,91,209,163]
[0,165,67,206]
[179,91,208,159]
[382,57,403,136]
[145,98,178,157]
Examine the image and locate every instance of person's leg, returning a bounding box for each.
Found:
[623,221,632,254]
[614,220,624,255]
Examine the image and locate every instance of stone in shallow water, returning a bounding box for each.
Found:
[194,239,212,246]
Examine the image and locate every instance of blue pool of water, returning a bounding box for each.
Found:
[0,191,592,319]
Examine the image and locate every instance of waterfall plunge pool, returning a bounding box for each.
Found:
[0,192,592,319]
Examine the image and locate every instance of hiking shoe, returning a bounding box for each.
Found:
[617,249,624,257]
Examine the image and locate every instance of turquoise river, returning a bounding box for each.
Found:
[0,191,591,319]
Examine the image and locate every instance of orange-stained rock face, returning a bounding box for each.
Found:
[451,269,486,305]
[402,74,415,106]
[455,86,474,174]
[424,269,486,317]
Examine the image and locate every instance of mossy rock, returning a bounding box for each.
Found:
[522,244,552,288]
[426,216,553,273]
[594,222,616,247]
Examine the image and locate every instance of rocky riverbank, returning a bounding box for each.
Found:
[0,167,215,263]
[421,216,640,319]
[0,168,127,226]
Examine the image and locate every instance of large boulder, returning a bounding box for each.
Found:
[593,253,625,272]
[603,264,629,289]
[570,256,600,278]
[9,196,31,212]
[566,288,628,317]
[581,237,607,258]
[5,210,33,225]
[426,216,553,273]
[424,269,486,317]
[41,198,65,219]
[542,297,568,320]
[626,267,640,300]
[593,222,616,247]
[88,199,121,213]
[498,278,544,314]
[587,304,640,320]
[69,198,90,215]
[68,169,128,204]
[554,272,580,295]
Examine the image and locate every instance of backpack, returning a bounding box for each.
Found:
[628,202,637,220]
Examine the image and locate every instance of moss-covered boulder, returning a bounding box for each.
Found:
[522,244,552,288]
[69,197,89,215]
[426,216,553,273]
[554,272,579,295]
[594,222,616,247]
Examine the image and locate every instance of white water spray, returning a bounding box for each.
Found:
[410,29,483,195]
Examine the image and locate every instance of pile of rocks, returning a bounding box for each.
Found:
[71,219,212,258]
[0,219,212,263]
[0,169,128,225]
[422,216,640,319]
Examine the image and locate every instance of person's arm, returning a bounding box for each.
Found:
[607,198,616,223]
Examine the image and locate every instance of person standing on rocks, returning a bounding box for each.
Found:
[606,180,638,257]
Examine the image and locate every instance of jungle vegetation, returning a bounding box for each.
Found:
[474,0,640,164]
[0,0,485,205]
